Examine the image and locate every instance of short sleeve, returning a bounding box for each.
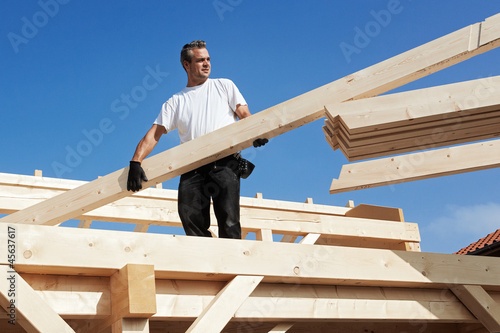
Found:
[154,98,177,132]
[222,79,247,111]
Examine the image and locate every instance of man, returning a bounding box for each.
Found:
[127,40,267,239]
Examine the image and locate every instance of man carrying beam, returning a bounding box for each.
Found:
[127,40,267,239]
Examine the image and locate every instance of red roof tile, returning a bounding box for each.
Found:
[455,229,500,255]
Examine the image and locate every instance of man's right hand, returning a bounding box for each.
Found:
[127,161,148,192]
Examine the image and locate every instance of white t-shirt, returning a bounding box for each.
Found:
[154,78,247,144]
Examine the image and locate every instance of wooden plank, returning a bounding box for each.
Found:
[23,273,111,318]
[338,118,500,160]
[2,13,499,226]
[0,175,421,248]
[299,233,320,245]
[0,172,350,218]
[3,224,500,288]
[330,139,500,194]
[0,265,75,333]
[330,75,500,135]
[345,204,404,222]
[337,110,500,148]
[155,281,476,322]
[14,275,491,325]
[186,275,263,333]
[451,285,500,332]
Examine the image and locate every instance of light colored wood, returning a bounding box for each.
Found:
[112,318,150,333]
[345,204,404,222]
[186,275,263,333]
[256,229,273,242]
[0,266,75,333]
[34,169,42,177]
[155,281,476,322]
[0,173,421,249]
[299,233,320,245]
[269,323,294,332]
[330,75,500,135]
[330,139,500,193]
[280,235,297,243]
[23,273,111,318]
[2,224,499,289]
[304,198,313,204]
[255,193,263,199]
[133,224,149,233]
[209,226,219,238]
[345,200,355,208]
[110,264,156,318]
[78,219,92,228]
[3,13,499,227]
[452,285,500,332]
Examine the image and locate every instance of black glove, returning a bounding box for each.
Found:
[127,161,148,192]
[253,138,268,147]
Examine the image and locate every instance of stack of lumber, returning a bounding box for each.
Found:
[323,75,500,161]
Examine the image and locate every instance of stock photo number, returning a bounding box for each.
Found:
[6,226,17,325]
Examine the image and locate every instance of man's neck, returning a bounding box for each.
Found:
[186,78,209,87]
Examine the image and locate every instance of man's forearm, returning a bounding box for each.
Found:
[131,124,166,162]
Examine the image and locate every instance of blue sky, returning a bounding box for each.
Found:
[1,1,500,254]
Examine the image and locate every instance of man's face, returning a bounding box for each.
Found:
[185,48,211,84]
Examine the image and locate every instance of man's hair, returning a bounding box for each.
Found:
[180,40,207,70]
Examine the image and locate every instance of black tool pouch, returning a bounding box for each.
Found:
[235,154,255,179]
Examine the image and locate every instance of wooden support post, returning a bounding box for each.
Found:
[33,170,42,177]
[110,264,156,318]
[133,224,149,233]
[0,265,75,333]
[186,275,263,333]
[269,323,294,332]
[78,219,92,228]
[280,235,297,243]
[256,229,273,242]
[2,13,500,226]
[112,318,150,333]
[451,285,500,332]
[91,264,157,333]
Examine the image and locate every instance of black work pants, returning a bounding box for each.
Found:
[178,155,241,239]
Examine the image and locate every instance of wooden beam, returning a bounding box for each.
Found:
[299,233,320,245]
[112,318,150,333]
[155,280,476,322]
[110,264,156,318]
[0,265,75,333]
[330,139,500,194]
[345,204,404,222]
[2,13,499,226]
[15,274,490,325]
[3,224,500,289]
[452,285,500,332]
[0,173,421,248]
[186,275,263,333]
[330,75,500,136]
